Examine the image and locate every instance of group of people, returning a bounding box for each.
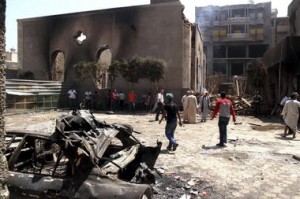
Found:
[108,89,153,113]
[108,89,138,113]
[181,90,211,124]
[68,86,300,150]
[67,88,95,112]
[157,89,236,150]
[67,88,153,113]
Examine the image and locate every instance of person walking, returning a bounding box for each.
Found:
[128,90,137,113]
[159,93,182,151]
[181,90,189,123]
[199,91,211,122]
[67,88,77,113]
[154,89,165,121]
[186,90,198,124]
[211,91,236,147]
[281,92,300,139]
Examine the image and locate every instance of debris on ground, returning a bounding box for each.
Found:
[292,155,300,161]
[210,95,253,115]
[152,172,223,199]
[230,96,253,115]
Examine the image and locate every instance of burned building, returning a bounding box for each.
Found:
[264,0,300,107]
[195,2,272,88]
[17,0,205,108]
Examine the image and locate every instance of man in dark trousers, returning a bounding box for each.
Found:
[159,93,182,151]
[211,91,236,147]
[252,90,263,117]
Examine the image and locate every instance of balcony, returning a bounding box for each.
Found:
[227,17,249,24]
[221,33,264,42]
[228,33,249,39]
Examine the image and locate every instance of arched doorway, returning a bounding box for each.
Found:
[51,51,65,81]
[96,46,112,89]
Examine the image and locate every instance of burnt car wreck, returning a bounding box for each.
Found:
[5,110,161,198]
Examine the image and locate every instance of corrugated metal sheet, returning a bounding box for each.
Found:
[6,79,63,96]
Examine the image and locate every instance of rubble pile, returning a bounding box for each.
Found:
[209,95,253,115]
[229,96,253,115]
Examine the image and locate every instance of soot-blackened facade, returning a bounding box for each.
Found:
[18,1,204,106]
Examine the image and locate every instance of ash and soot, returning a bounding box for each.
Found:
[152,172,223,199]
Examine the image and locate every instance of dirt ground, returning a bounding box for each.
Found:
[5,110,300,198]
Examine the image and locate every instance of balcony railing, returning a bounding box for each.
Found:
[228,17,249,23]
[209,33,264,42]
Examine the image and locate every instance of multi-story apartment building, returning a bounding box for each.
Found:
[196,2,273,84]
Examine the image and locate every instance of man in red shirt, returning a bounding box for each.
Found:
[211,91,236,147]
[128,90,137,113]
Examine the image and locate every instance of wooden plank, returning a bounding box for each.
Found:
[241,97,252,107]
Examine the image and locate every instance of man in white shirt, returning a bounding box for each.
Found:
[155,89,164,121]
[67,88,77,113]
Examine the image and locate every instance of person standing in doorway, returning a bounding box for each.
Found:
[159,93,182,151]
[281,92,300,139]
[199,91,211,122]
[211,91,236,147]
[67,88,77,113]
[155,89,165,121]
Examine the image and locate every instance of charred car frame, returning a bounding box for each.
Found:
[5,110,161,198]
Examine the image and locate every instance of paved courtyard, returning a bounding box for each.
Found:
[5,110,300,198]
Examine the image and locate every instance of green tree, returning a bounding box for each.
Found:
[118,56,143,84]
[111,56,167,90]
[0,0,10,197]
[74,61,104,90]
[143,57,167,90]
[74,56,168,91]
[109,59,127,88]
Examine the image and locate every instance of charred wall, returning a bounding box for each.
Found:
[18,2,189,104]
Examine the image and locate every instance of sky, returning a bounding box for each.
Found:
[5,0,293,51]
